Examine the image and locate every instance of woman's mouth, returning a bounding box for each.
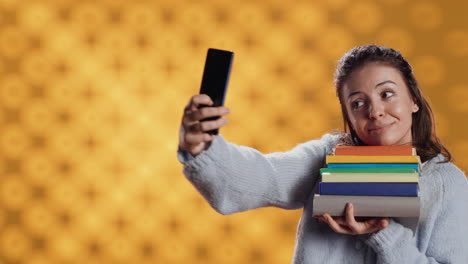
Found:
[368,122,395,134]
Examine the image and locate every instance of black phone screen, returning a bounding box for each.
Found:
[198,48,234,134]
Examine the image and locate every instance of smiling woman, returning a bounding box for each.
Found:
[342,63,418,146]
[177,45,468,263]
[334,45,452,163]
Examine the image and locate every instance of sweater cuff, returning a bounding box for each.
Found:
[177,146,196,163]
[364,219,411,254]
[176,134,227,170]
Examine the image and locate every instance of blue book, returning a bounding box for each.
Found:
[319,182,418,196]
[327,163,419,172]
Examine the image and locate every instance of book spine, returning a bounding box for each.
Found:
[320,167,417,174]
[334,146,414,156]
[326,155,420,164]
[321,173,419,183]
[319,182,418,196]
[312,194,420,217]
[326,163,419,171]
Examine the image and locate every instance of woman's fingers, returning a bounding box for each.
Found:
[199,118,230,132]
[186,118,230,133]
[344,203,361,234]
[330,216,347,226]
[185,106,230,124]
[319,203,390,235]
[347,203,390,234]
[371,218,389,229]
[183,94,230,126]
[183,132,215,145]
[179,94,231,156]
[186,94,213,110]
[323,214,352,234]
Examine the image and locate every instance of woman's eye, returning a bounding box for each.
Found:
[351,101,364,109]
[382,91,394,98]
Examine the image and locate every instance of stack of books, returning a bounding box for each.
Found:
[312,145,421,217]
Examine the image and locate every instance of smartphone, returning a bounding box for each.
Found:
[198,48,234,135]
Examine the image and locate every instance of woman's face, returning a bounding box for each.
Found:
[342,62,419,146]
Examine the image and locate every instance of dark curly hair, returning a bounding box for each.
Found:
[333,44,452,163]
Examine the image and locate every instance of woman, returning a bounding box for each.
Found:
[177,45,468,263]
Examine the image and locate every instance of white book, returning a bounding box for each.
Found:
[312,194,420,217]
[321,172,419,183]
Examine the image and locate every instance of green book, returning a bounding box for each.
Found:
[320,167,417,174]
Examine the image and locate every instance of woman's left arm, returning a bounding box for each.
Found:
[365,171,468,263]
[319,169,468,263]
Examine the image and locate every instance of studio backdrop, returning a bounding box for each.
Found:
[0,0,467,263]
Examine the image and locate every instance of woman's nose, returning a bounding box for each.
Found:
[368,102,385,119]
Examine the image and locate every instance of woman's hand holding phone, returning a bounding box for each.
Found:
[179,94,231,157]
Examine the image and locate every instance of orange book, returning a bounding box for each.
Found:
[334,145,416,156]
[326,155,420,164]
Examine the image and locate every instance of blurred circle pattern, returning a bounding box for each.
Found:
[0,0,467,263]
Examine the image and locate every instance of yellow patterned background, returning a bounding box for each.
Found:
[0,0,467,263]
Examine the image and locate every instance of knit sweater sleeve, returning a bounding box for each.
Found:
[365,164,468,263]
[177,134,339,215]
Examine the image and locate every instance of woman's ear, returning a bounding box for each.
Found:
[412,102,419,113]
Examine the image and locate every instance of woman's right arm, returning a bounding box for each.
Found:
[178,95,338,214]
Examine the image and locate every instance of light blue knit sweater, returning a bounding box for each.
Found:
[177,134,468,263]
